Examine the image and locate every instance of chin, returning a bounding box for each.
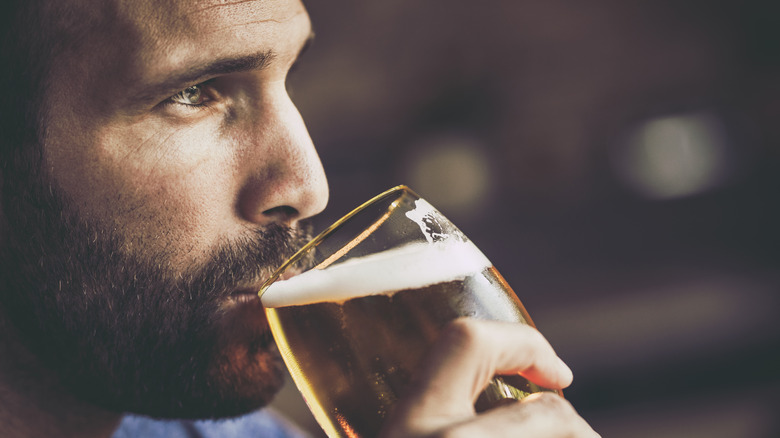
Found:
[199,299,288,419]
[160,299,287,420]
[79,299,287,420]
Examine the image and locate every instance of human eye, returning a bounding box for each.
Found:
[169,84,208,107]
[165,80,219,109]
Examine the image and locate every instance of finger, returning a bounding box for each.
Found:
[398,318,573,425]
[439,392,601,438]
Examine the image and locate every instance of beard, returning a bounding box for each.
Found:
[0,159,313,419]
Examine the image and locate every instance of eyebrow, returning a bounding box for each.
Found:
[136,51,274,105]
[140,31,315,105]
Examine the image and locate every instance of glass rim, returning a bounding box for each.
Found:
[258,184,419,298]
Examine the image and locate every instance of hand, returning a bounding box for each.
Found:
[379,318,600,438]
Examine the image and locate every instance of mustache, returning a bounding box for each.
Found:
[188,220,315,300]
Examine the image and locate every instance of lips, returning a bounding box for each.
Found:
[225,267,302,308]
[215,288,274,351]
[280,268,300,281]
[228,288,262,305]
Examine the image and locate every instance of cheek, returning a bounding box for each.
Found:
[127,166,233,260]
[52,119,242,268]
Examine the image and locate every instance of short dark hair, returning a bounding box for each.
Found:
[0,0,102,211]
[1,1,128,183]
[0,1,53,186]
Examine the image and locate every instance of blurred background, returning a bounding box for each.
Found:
[271,0,780,436]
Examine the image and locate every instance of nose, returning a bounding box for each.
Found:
[237,91,329,226]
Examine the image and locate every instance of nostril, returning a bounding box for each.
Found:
[262,205,299,222]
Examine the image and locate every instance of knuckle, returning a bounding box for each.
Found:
[523,326,552,352]
[441,317,485,349]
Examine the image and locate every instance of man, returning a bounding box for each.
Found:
[0,0,598,436]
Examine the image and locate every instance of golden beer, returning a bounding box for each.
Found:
[263,240,547,438]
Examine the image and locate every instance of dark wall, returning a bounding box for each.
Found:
[278,1,780,436]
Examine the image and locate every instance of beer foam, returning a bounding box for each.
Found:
[261,240,491,308]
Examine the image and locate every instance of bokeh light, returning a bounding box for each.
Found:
[612,111,732,199]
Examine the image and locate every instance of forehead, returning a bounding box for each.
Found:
[45,0,309,116]
[116,0,306,44]
[114,0,309,69]
[51,0,307,74]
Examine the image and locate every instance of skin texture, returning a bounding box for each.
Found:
[44,0,328,272]
[1,0,327,426]
[379,319,599,438]
[0,0,599,437]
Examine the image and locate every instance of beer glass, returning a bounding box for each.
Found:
[259,186,556,438]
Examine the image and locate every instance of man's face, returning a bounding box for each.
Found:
[0,0,327,418]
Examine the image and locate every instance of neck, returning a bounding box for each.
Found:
[0,307,122,438]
